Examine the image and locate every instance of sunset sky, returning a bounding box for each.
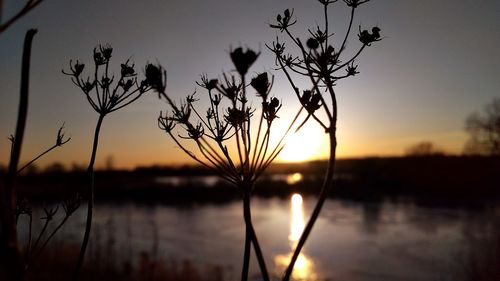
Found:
[1,0,499,169]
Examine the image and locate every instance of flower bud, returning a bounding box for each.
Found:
[306,38,319,49]
[230,47,259,76]
[251,73,270,99]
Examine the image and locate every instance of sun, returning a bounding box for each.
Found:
[278,123,325,162]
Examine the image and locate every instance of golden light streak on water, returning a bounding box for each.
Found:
[289,193,305,242]
[274,193,318,280]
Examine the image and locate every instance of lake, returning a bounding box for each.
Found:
[19,182,499,281]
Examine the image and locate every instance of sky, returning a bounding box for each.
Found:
[1,0,499,169]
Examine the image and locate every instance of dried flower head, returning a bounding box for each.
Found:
[121,61,136,77]
[55,123,71,146]
[251,72,273,100]
[270,8,297,31]
[156,48,301,189]
[42,205,59,221]
[358,26,382,46]
[197,74,218,91]
[64,45,155,115]
[62,193,81,216]
[144,63,167,92]
[306,38,320,50]
[263,97,281,122]
[158,111,176,133]
[230,47,259,75]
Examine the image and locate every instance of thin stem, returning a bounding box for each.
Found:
[30,215,69,264]
[17,144,56,174]
[30,218,50,255]
[250,110,265,171]
[73,113,105,281]
[24,213,32,262]
[0,0,44,34]
[282,129,337,281]
[242,186,270,281]
[241,191,251,281]
[339,6,356,59]
[169,132,237,185]
[195,139,236,181]
[109,91,145,112]
[324,3,329,48]
[253,127,270,174]
[93,64,103,109]
[332,44,365,73]
[249,223,270,281]
[1,29,37,281]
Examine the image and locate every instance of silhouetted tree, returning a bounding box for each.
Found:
[464,98,500,156]
[405,141,444,156]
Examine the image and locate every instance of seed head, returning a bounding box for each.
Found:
[230,47,259,76]
[121,62,136,77]
[306,38,320,49]
[144,63,166,92]
[251,73,271,100]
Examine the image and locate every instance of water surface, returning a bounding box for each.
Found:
[23,194,497,281]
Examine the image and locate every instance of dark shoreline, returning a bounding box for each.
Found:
[5,155,499,207]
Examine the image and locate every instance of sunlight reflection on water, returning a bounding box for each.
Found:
[274,193,318,281]
[19,193,498,281]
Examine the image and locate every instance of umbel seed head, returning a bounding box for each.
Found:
[230,47,259,75]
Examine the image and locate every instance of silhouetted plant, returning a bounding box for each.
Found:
[464,97,500,156]
[268,0,381,280]
[17,124,71,174]
[1,28,72,281]
[19,193,81,270]
[156,47,301,281]
[63,45,156,280]
[1,28,37,281]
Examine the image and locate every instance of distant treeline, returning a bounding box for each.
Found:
[2,155,499,206]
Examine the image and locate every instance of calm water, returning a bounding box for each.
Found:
[22,193,498,281]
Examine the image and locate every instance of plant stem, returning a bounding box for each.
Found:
[0,28,37,281]
[241,194,251,281]
[31,215,69,263]
[250,222,269,281]
[243,186,270,281]
[282,129,337,281]
[29,218,50,257]
[25,213,32,261]
[17,144,56,174]
[0,1,44,34]
[0,0,3,23]
[73,113,105,281]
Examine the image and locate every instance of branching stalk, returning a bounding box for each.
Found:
[73,113,104,281]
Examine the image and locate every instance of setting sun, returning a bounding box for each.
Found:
[278,123,326,162]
